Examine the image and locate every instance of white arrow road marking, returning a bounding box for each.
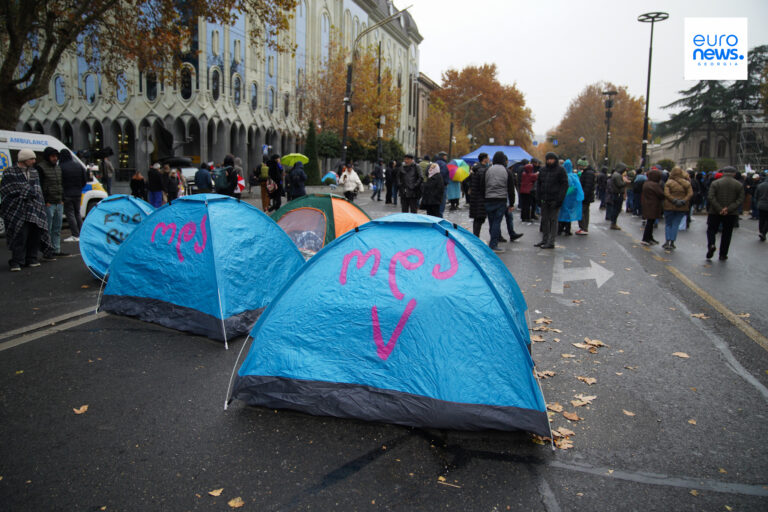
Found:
[551,256,614,294]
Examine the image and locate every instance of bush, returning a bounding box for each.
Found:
[318,131,341,159]
[305,121,321,185]
[654,158,676,171]
[323,177,336,186]
[360,174,371,185]
[696,157,718,174]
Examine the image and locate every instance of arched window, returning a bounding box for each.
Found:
[268,87,275,113]
[211,69,220,101]
[180,66,193,100]
[698,139,709,157]
[84,74,98,104]
[146,72,158,101]
[251,83,258,110]
[233,75,241,106]
[54,76,66,105]
[716,139,727,158]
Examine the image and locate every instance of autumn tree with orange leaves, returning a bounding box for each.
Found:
[431,64,533,155]
[551,83,645,168]
[421,98,470,157]
[303,36,401,148]
[0,0,297,129]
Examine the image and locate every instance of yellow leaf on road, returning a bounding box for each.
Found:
[561,354,576,358]
[555,438,574,449]
[73,405,88,415]
[574,394,596,404]
[556,427,575,437]
[719,468,727,474]
[535,317,552,325]
[691,313,709,319]
[530,335,545,343]
[618,291,630,295]
[672,352,690,359]
[537,370,556,379]
[208,488,224,497]
[577,376,597,385]
[689,490,699,496]
[688,419,697,425]
[228,497,245,508]
[547,402,564,412]
[584,338,605,347]
[563,411,581,422]
[572,343,590,350]
[622,409,635,417]
[437,476,446,482]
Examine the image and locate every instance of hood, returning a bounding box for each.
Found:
[43,146,59,162]
[647,169,662,182]
[563,159,573,174]
[523,164,534,172]
[59,149,73,163]
[615,162,627,174]
[292,162,304,170]
[670,167,686,181]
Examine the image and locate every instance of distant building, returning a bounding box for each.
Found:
[19,0,422,177]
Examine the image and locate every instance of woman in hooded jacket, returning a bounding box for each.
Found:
[662,167,693,250]
[421,163,445,218]
[640,169,669,245]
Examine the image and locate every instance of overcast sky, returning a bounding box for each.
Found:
[407,0,768,138]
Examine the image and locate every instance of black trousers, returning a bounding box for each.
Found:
[425,204,441,217]
[400,197,419,213]
[472,217,486,236]
[759,209,768,236]
[519,193,535,221]
[9,222,42,267]
[642,218,656,242]
[706,214,737,257]
[539,203,560,246]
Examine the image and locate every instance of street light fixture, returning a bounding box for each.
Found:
[468,114,497,150]
[602,89,617,167]
[340,5,411,164]
[448,93,482,159]
[637,11,668,170]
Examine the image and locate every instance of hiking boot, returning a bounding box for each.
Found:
[650,238,660,245]
[610,224,621,230]
[534,241,545,247]
[662,241,671,250]
[706,245,716,259]
[670,241,677,249]
[510,233,524,241]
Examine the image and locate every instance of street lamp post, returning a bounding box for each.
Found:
[637,11,668,170]
[602,90,617,167]
[340,6,411,165]
[467,114,497,151]
[448,93,482,160]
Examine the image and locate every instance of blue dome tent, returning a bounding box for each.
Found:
[79,194,155,279]
[99,194,304,346]
[231,214,550,435]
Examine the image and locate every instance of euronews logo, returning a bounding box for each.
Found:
[692,34,744,62]
[684,18,747,80]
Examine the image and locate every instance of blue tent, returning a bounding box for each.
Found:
[99,194,304,345]
[231,214,550,435]
[80,194,155,279]
[461,145,533,165]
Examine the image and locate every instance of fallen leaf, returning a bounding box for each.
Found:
[618,291,630,295]
[555,438,574,449]
[624,267,631,271]
[438,476,446,482]
[624,365,638,370]
[736,313,750,319]
[576,376,597,385]
[80,285,90,289]
[531,436,546,445]
[550,328,562,333]
[725,506,733,511]
[672,352,690,359]
[563,411,581,421]
[607,469,614,474]
[15,370,23,375]
[228,497,245,508]
[535,317,552,325]
[208,488,224,497]
[564,259,572,263]
[556,427,575,437]
[688,419,697,425]
[537,370,556,379]
[530,335,546,343]
[561,353,576,359]
[574,394,597,404]
[553,338,561,342]
[622,409,635,417]
[571,400,589,407]
[689,490,699,497]
[691,313,710,319]
[73,405,89,415]
[650,274,658,277]
[690,387,697,392]
[572,343,590,350]
[615,372,623,376]
[572,299,583,304]
[547,402,564,412]
[601,252,607,256]
[584,338,605,347]
[719,468,727,474]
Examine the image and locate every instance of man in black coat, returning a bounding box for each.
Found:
[597,166,608,209]
[398,154,422,213]
[576,159,596,235]
[534,152,568,249]
[468,153,489,236]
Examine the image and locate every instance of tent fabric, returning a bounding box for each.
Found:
[461,145,533,165]
[79,194,155,279]
[271,194,370,252]
[99,194,304,342]
[232,214,549,435]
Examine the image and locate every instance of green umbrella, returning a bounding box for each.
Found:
[281,153,309,167]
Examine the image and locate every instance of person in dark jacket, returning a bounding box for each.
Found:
[370,159,384,201]
[434,151,450,216]
[755,173,768,241]
[534,152,568,249]
[286,161,307,201]
[576,160,595,234]
[59,149,87,240]
[519,163,538,223]
[606,163,631,229]
[484,151,516,253]
[502,164,522,243]
[222,154,238,197]
[398,154,422,213]
[385,160,398,204]
[706,167,745,260]
[421,163,445,217]
[130,169,147,200]
[147,163,163,207]
[640,169,666,245]
[632,170,647,216]
[468,154,489,236]
[194,163,212,194]
[166,168,181,202]
[36,146,66,255]
[267,154,283,211]
[597,166,609,209]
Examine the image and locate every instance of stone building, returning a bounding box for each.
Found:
[19,0,422,178]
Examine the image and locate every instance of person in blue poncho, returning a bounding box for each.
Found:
[557,159,585,236]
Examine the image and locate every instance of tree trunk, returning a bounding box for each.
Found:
[0,87,24,131]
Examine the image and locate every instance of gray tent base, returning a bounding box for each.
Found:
[232,375,550,436]
[100,295,265,341]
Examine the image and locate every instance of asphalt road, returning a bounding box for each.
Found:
[1,185,767,511]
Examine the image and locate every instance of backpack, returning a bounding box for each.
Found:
[212,166,231,192]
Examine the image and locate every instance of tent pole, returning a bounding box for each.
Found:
[224,335,252,410]
[95,271,108,314]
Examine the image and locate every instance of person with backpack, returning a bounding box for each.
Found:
[194,163,212,194]
[287,161,307,201]
[267,154,283,212]
[257,161,270,211]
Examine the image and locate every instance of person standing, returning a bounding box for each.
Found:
[99,147,115,195]
[756,172,768,241]
[339,162,364,202]
[662,167,693,250]
[194,163,212,194]
[257,161,270,210]
[130,169,148,200]
[37,147,66,256]
[398,154,422,213]
[576,159,595,235]
[606,163,630,230]
[597,166,609,209]
[370,159,384,201]
[469,153,490,236]
[421,163,445,217]
[639,169,665,246]
[385,160,397,204]
[534,152,568,249]
[166,168,181,202]
[557,159,584,236]
[631,169,647,216]
[59,149,86,242]
[519,163,538,224]
[706,167,745,260]
[484,151,515,253]
[418,154,432,182]
[287,161,307,201]
[267,154,283,211]
[147,163,163,207]
[434,151,450,216]
[0,149,49,270]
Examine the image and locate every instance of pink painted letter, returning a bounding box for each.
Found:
[151,222,176,244]
[339,249,381,285]
[388,249,424,300]
[176,222,197,262]
[432,238,459,280]
[371,299,417,360]
[194,214,208,254]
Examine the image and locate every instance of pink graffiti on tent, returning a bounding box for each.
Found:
[151,214,208,262]
[339,238,459,360]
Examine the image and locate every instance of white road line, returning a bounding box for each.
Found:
[0,306,97,342]
[0,312,107,352]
